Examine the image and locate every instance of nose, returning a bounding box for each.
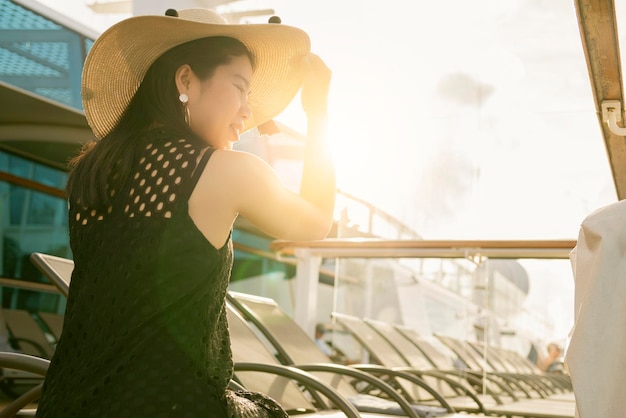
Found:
[240,100,252,121]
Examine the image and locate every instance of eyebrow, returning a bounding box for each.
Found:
[233,74,250,89]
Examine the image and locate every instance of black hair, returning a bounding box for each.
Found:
[67,36,254,210]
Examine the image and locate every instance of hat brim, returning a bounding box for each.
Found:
[82,14,311,139]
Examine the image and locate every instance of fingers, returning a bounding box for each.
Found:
[300,54,331,117]
[301,53,332,82]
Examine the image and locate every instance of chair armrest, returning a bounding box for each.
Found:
[228,379,246,391]
[234,362,360,418]
[295,362,424,417]
[347,363,458,413]
[0,352,49,418]
[0,352,49,376]
[0,383,41,418]
[492,372,550,398]
[426,368,513,404]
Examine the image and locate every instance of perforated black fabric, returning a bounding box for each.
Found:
[36,128,287,417]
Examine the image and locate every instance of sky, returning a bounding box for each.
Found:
[236,0,618,341]
[208,0,616,237]
[34,0,624,341]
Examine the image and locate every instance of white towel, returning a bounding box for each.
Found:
[567,199,626,418]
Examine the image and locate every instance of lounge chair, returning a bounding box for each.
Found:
[368,319,572,403]
[0,352,48,417]
[36,313,63,342]
[28,253,372,417]
[1,310,53,360]
[463,340,573,398]
[436,335,562,396]
[482,344,573,396]
[227,305,421,417]
[31,253,462,417]
[0,278,63,400]
[0,349,368,418]
[227,291,478,418]
[365,319,555,400]
[333,313,576,418]
[28,254,70,297]
[0,309,53,401]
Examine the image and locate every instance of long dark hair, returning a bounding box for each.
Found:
[67,36,255,211]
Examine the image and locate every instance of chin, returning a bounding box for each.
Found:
[201,135,226,149]
[203,129,237,149]
[217,139,234,150]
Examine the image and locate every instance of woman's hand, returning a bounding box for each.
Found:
[191,56,335,243]
[300,54,331,119]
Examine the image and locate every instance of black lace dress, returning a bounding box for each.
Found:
[35,128,288,417]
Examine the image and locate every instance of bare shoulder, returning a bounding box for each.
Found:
[206,149,276,182]
[193,149,278,201]
[193,148,332,241]
[208,148,265,167]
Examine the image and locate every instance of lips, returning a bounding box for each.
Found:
[230,124,242,140]
[230,122,244,138]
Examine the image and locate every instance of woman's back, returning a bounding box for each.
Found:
[36,128,235,417]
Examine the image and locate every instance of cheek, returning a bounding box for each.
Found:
[190,96,233,144]
[197,88,239,123]
[191,98,221,134]
[197,100,220,124]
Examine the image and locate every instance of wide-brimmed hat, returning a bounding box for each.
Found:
[82,9,311,139]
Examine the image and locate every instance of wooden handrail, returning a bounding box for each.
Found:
[0,172,66,199]
[270,239,578,259]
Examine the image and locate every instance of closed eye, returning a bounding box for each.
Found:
[233,74,251,95]
[234,84,251,98]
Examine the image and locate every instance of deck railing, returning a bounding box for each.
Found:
[270,239,577,337]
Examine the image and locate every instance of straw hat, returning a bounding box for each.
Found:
[82,9,311,139]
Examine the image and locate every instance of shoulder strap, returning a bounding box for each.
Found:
[183,146,216,200]
[191,147,216,184]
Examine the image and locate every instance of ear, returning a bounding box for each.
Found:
[174,64,193,95]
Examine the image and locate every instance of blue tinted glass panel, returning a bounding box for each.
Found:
[0,152,68,186]
[0,0,61,29]
[0,0,94,110]
[5,153,31,178]
[26,191,68,226]
[34,164,67,189]
[7,185,25,224]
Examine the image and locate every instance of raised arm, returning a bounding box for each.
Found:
[235,54,335,240]
[191,54,336,244]
[298,54,335,235]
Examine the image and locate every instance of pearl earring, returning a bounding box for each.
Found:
[179,93,190,125]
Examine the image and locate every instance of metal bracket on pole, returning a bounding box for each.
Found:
[602,100,626,136]
[293,248,322,338]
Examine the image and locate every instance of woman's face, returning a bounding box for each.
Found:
[185,55,253,148]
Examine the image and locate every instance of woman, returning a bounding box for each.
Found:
[36,8,334,417]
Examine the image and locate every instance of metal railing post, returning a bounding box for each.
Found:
[293,248,322,337]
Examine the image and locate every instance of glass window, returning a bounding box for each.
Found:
[0,0,94,110]
[1,152,69,314]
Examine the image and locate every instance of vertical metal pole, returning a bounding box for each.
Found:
[293,248,321,338]
[469,250,489,396]
[363,259,373,318]
[482,257,490,396]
